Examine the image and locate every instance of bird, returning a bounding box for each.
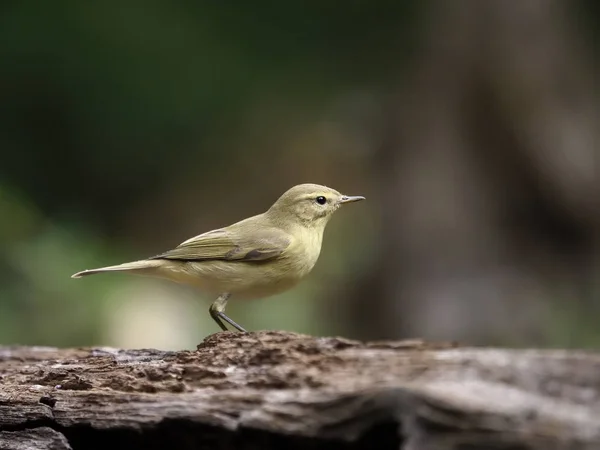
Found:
[71,183,365,332]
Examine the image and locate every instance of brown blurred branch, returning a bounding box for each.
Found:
[1,331,599,450]
[346,0,600,343]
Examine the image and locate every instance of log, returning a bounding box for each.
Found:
[0,331,599,450]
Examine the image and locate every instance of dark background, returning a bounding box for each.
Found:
[1,1,598,349]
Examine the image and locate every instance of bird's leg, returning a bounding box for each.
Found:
[209,293,247,332]
[209,293,229,331]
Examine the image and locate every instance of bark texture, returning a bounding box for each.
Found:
[1,331,599,450]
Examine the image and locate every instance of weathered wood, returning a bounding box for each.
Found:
[0,331,599,450]
[0,428,71,450]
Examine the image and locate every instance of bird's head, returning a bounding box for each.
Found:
[267,183,365,229]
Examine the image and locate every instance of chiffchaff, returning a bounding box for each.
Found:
[72,183,365,332]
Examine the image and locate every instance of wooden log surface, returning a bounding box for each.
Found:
[0,331,599,450]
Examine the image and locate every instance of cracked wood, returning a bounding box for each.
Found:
[0,331,599,450]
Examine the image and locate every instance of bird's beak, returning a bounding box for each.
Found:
[339,195,366,204]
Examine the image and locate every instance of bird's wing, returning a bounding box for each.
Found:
[149,227,291,262]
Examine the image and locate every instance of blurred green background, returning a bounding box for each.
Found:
[0,1,598,349]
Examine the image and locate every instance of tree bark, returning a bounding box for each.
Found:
[1,331,599,450]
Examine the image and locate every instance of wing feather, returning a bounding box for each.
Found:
[149,226,290,263]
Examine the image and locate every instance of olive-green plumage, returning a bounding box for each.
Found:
[71,183,365,332]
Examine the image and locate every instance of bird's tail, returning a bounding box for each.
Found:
[71,260,163,279]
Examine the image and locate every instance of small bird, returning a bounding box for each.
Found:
[71,183,365,332]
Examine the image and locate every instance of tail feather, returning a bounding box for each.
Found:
[71,260,162,279]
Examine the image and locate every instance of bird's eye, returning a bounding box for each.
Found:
[316,196,327,205]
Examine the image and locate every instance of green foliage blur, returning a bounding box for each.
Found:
[0,2,415,348]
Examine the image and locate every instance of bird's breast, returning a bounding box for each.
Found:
[286,226,323,275]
